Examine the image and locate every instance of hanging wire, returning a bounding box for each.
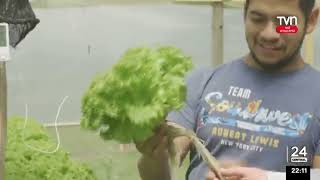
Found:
[23,96,69,154]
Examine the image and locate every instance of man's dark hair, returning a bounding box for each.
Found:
[244,0,315,20]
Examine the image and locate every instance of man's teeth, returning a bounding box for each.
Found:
[262,45,279,49]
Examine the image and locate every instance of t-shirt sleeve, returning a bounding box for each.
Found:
[316,141,320,155]
[166,68,213,131]
[313,105,320,155]
[311,104,320,156]
[315,116,320,155]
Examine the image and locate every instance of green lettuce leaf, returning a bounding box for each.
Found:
[81,46,193,143]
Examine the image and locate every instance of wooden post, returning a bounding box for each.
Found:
[175,0,225,66]
[304,33,314,65]
[0,61,7,179]
[303,0,319,65]
[211,1,224,66]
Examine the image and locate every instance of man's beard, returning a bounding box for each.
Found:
[249,34,305,72]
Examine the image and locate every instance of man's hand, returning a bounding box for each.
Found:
[135,123,169,158]
[134,122,192,180]
[134,123,172,180]
[206,167,268,180]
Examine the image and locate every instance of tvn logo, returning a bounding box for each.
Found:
[276,16,298,34]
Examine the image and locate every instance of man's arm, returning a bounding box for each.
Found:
[136,122,192,180]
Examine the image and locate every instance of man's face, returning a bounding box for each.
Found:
[244,0,306,70]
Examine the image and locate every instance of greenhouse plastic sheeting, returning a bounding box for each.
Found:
[0,0,39,47]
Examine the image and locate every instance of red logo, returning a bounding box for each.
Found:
[276,16,298,34]
[276,26,298,33]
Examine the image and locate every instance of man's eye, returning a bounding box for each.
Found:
[274,19,281,26]
[251,17,264,23]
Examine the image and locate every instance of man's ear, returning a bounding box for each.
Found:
[306,7,319,34]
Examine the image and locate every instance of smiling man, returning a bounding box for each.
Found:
[135,0,320,180]
[244,0,315,73]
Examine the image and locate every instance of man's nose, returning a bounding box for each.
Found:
[260,21,280,42]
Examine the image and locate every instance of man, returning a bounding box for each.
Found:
[136,0,320,179]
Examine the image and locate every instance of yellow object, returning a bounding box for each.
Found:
[304,33,314,65]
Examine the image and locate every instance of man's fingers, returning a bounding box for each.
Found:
[154,136,169,154]
[207,168,244,180]
[135,124,168,155]
[221,167,245,178]
[206,170,219,180]
[224,176,241,180]
[136,134,165,154]
[220,160,246,169]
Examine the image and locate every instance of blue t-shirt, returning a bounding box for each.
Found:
[167,58,320,180]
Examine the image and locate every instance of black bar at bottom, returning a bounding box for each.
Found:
[286,166,310,180]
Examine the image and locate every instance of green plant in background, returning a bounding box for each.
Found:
[81,46,193,143]
[5,117,97,180]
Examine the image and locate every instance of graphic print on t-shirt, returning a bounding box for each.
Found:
[197,85,312,153]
